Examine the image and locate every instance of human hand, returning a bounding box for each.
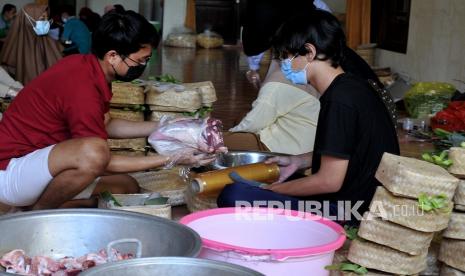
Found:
[265,155,305,183]
[174,150,217,167]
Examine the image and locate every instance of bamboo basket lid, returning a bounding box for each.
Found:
[109,109,144,122]
[443,212,465,240]
[455,181,465,206]
[358,212,433,255]
[439,238,465,272]
[149,111,188,122]
[347,239,427,275]
[148,104,200,113]
[111,82,145,105]
[146,88,202,111]
[441,265,465,276]
[107,138,147,151]
[421,241,441,276]
[449,147,465,178]
[369,187,452,232]
[98,194,171,220]
[131,169,187,206]
[110,150,146,157]
[456,205,465,211]
[375,153,459,201]
[184,81,217,105]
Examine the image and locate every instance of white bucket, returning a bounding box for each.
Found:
[180,208,346,276]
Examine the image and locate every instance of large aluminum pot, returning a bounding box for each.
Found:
[0,209,201,268]
[211,151,288,170]
[81,257,264,276]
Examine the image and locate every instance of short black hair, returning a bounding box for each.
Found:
[92,10,160,59]
[61,5,76,17]
[273,9,346,68]
[2,4,16,15]
[113,4,125,13]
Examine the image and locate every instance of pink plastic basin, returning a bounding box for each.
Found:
[180,207,346,276]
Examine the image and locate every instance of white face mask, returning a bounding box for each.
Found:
[23,9,51,36]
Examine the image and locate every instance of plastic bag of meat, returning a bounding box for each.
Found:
[148,116,227,168]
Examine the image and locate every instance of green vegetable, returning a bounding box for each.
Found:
[434,128,452,138]
[461,141,465,148]
[155,74,181,84]
[100,191,122,207]
[344,225,358,240]
[421,150,453,169]
[325,262,368,275]
[404,82,455,118]
[144,197,169,205]
[119,105,146,112]
[183,106,213,118]
[418,193,449,212]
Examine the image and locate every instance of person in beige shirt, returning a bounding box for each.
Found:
[230,60,320,155]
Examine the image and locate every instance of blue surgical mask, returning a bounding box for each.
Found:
[281,56,309,85]
[23,9,51,36]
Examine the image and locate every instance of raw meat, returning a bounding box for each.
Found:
[0,248,133,276]
[148,117,226,158]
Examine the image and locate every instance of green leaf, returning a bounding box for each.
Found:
[344,225,359,240]
[144,197,169,205]
[422,153,433,162]
[155,74,181,84]
[325,262,368,275]
[100,191,122,207]
[418,193,449,212]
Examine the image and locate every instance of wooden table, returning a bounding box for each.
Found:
[398,129,435,159]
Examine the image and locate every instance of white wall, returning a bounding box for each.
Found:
[162,0,186,40]
[324,0,346,13]
[377,0,465,91]
[0,0,32,10]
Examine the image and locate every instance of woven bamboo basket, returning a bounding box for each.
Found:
[441,265,465,276]
[455,181,465,206]
[358,212,433,255]
[110,150,146,157]
[369,186,452,232]
[347,239,427,275]
[421,241,441,276]
[107,138,147,151]
[109,109,144,122]
[456,205,465,211]
[146,88,202,112]
[148,105,200,113]
[443,212,465,240]
[375,153,459,201]
[149,111,187,121]
[111,82,145,105]
[185,184,218,212]
[196,33,224,49]
[98,194,171,219]
[340,270,401,276]
[449,147,465,178]
[131,169,187,206]
[439,238,465,272]
[185,81,217,105]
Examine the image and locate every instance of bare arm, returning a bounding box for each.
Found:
[105,155,169,174]
[264,155,348,196]
[105,113,159,139]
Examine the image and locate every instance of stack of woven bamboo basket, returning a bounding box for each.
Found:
[145,81,217,121]
[109,81,147,156]
[345,153,460,275]
[438,179,465,275]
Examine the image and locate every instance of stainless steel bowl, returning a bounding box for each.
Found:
[81,257,264,276]
[0,209,201,274]
[211,150,288,170]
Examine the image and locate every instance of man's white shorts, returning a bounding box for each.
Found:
[0,146,98,207]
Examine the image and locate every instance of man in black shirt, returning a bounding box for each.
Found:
[217,10,399,224]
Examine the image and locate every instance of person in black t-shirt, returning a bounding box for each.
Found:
[217,10,399,224]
